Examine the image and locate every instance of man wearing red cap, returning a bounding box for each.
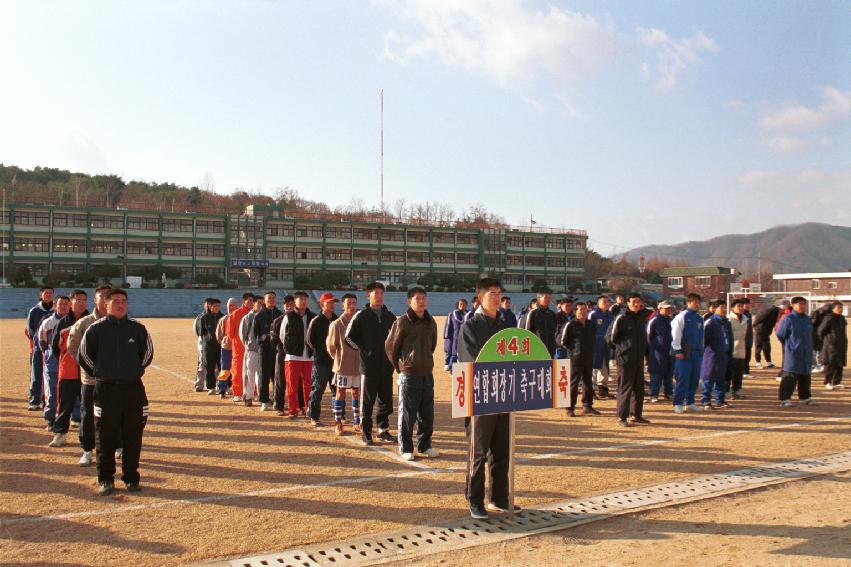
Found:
[306,292,338,426]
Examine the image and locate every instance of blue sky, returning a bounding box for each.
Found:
[2,1,849,254]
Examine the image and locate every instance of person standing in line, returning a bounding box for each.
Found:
[239,296,263,407]
[68,285,112,467]
[196,298,224,395]
[306,293,339,427]
[327,293,361,435]
[776,296,816,407]
[560,302,599,417]
[345,281,397,446]
[525,289,558,358]
[671,293,705,414]
[226,293,253,403]
[741,298,754,378]
[609,294,627,318]
[606,293,650,427]
[25,286,54,410]
[77,289,153,495]
[498,296,517,328]
[385,287,439,461]
[752,304,779,369]
[192,300,209,392]
[443,299,468,371]
[516,298,536,329]
[271,306,288,416]
[810,302,833,374]
[588,295,614,399]
[254,291,283,410]
[281,291,317,418]
[48,290,89,448]
[647,301,675,403]
[215,298,238,398]
[282,294,295,314]
[727,299,749,400]
[554,297,574,359]
[701,301,732,410]
[818,301,847,390]
[464,296,482,324]
[38,295,71,431]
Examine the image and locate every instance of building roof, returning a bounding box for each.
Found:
[659,266,737,277]
[773,272,851,280]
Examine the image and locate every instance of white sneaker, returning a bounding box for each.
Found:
[443,365,450,371]
[775,376,783,382]
[743,374,753,379]
[780,399,793,407]
[261,403,270,411]
[79,451,92,467]
[420,448,440,458]
[233,396,243,402]
[48,433,66,447]
[650,396,659,403]
[755,363,763,369]
[801,398,817,406]
[673,405,685,414]
[400,452,415,461]
[825,383,834,390]
[834,384,844,389]
[767,363,776,369]
[686,404,703,413]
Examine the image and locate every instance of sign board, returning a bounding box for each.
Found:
[750,283,762,293]
[230,259,270,269]
[451,328,570,417]
[729,282,742,293]
[126,276,142,289]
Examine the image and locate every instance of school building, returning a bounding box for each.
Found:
[1,203,588,292]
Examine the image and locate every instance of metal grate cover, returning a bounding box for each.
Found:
[220,451,851,567]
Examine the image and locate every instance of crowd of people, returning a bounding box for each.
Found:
[22,279,847,517]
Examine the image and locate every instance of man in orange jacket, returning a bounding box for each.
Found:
[226,293,254,402]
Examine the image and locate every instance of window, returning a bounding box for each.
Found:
[502,273,524,285]
[162,242,193,256]
[406,230,427,243]
[353,228,378,241]
[127,216,160,231]
[456,253,478,265]
[566,239,583,249]
[267,223,294,237]
[547,256,566,267]
[13,211,50,226]
[827,281,838,290]
[295,246,322,260]
[326,248,351,261]
[811,279,820,289]
[161,218,193,233]
[14,237,50,252]
[507,255,523,266]
[456,233,478,245]
[195,243,225,257]
[53,239,87,254]
[295,224,323,239]
[90,214,124,229]
[567,257,584,268]
[326,226,351,240]
[53,213,88,228]
[407,251,428,263]
[547,237,564,249]
[90,240,123,254]
[353,248,378,262]
[695,276,712,287]
[267,268,294,281]
[524,237,545,249]
[383,251,405,263]
[196,267,224,278]
[525,256,545,267]
[268,246,294,259]
[196,220,224,233]
[127,241,157,255]
[432,252,453,264]
[506,235,523,248]
[381,229,404,242]
[667,276,684,289]
[432,231,454,244]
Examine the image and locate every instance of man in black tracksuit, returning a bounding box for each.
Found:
[345,281,396,446]
[254,292,283,409]
[306,292,339,425]
[196,298,224,393]
[458,277,510,520]
[606,293,649,427]
[77,289,153,495]
[524,290,558,357]
[560,302,599,417]
[271,311,287,414]
[752,305,779,367]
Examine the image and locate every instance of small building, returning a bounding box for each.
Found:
[773,272,851,308]
[660,266,739,302]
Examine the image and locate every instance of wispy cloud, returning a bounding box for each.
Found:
[760,86,851,130]
[737,168,851,208]
[764,134,830,154]
[637,28,718,92]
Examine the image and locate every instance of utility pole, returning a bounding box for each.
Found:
[757,251,761,285]
[380,89,384,218]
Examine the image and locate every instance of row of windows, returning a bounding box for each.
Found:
[9,237,224,257]
[265,223,479,245]
[265,247,481,264]
[506,235,584,250]
[4,210,226,233]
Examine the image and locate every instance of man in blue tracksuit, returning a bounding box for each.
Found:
[671,293,704,413]
[442,299,468,370]
[588,295,614,398]
[647,301,674,402]
[776,296,815,407]
[25,286,54,410]
[38,296,71,429]
[701,301,731,409]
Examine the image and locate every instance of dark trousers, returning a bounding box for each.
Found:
[825,365,844,385]
[755,334,772,364]
[744,342,752,374]
[397,374,435,453]
[94,381,148,485]
[569,363,594,410]
[259,344,276,403]
[361,369,393,436]
[202,341,221,390]
[465,413,509,506]
[308,362,333,420]
[779,372,812,401]
[728,358,745,392]
[53,379,81,434]
[80,383,96,451]
[616,364,644,420]
[273,351,287,411]
[29,348,44,406]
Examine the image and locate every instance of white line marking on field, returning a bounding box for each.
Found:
[149,364,195,385]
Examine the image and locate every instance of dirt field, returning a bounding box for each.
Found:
[1,316,849,566]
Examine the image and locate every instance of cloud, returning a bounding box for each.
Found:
[760,86,851,130]
[764,134,830,154]
[737,168,851,204]
[637,27,718,91]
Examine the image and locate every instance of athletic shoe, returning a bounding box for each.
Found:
[649,396,659,403]
[70,420,80,428]
[220,392,226,399]
[703,404,714,411]
[780,399,793,407]
[616,419,630,428]
[377,430,398,443]
[125,482,141,493]
[27,404,40,411]
[583,407,601,416]
[486,501,521,513]
[353,423,362,433]
[825,383,834,390]
[334,421,344,436]
[566,408,576,417]
[686,404,703,413]
[766,363,776,369]
[834,384,844,389]
[48,433,66,447]
[233,396,243,403]
[115,448,123,461]
[300,408,307,417]
[742,374,753,379]
[260,403,270,411]
[715,402,731,409]
[663,394,672,401]
[732,390,745,400]
[443,365,450,371]
[401,452,415,461]
[469,503,488,520]
[420,448,440,458]
[79,451,93,467]
[755,363,763,369]
[775,376,783,382]
[194,387,204,393]
[207,389,216,396]
[276,410,286,416]
[362,433,374,446]
[673,405,685,414]
[630,416,651,425]
[310,419,322,428]
[287,412,298,419]
[98,481,114,496]
[801,398,817,406]
[244,399,253,407]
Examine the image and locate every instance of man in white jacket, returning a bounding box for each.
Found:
[239,297,263,407]
[728,299,749,400]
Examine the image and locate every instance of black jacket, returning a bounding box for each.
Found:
[271,314,286,354]
[560,318,596,369]
[753,306,779,335]
[306,312,338,366]
[197,310,224,344]
[385,308,438,375]
[254,306,283,349]
[525,307,558,356]
[810,304,833,351]
[606,310,647,368]
[77,315,153,383]
[345,304,396,375]
[818,313,847,367]
[457,309,507,363]
[283,309,317,357]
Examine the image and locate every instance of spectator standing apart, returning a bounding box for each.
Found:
[498,296,517,328]
[728,299,749,399]
[306,293,338,427]
[385,287,439,461]
[458,277,510,520]
[609,294,627,318]
[647,301,675,403]
[554,298,574,359]
[752,304,779,369]
[215,298,238,398]
[345,281,397,446]
[38,296,71,431]
[810,302,833,373]
[588,295,614,398]
[443,299,468,371]
[196,298,224,394]
[741,298,754,377]
[239,297,263,407]
[701,301,731,410]
[48,290,89,447]
[560,302,599,417]
[776,297,816,407]
[226,293,253,402]
[818,301,847,389]
[25,286,54,410]
[77,289,153,495]
[281,291,316,418]
[672,293,705,414]
[525,290,558,358]
[606,293,650,427]
[464,296,481,324]
[327,293,362,435]
[67,285,111,467]
[255,291,283,410]
[774,300,793,381]
[192,304,206,392]
[516,298,536,329]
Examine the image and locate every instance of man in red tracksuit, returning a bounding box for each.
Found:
[226,293,253,402]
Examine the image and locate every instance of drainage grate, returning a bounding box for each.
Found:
[224,451,851,567]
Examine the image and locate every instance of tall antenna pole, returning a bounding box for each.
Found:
[380,89,385,217]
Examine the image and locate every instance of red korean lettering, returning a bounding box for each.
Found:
[455,372,466,406]
[521,337,531,355]
[495,338,506,357]
[507,336,519,355]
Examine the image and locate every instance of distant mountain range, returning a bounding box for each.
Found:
[624,223,851,275]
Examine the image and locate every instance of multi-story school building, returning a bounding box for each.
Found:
[1,203,587,291]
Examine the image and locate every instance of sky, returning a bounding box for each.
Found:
[1,0,849,255]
